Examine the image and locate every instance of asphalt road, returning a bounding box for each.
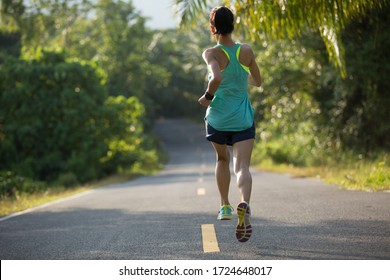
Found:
[0,118,389,260]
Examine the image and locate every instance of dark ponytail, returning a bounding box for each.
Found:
[210,6,234,35]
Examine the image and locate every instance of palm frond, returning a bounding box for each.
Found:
[172,0,208,27]
[173,0,389,77]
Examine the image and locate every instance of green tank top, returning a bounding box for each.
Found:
[205,43,254,131]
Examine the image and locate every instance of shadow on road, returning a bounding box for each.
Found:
[1,208,388,260]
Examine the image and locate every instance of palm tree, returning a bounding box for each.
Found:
[173,0,388,77]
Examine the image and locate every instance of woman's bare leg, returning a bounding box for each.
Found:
[211,142,231,205]
[233,139,254,203]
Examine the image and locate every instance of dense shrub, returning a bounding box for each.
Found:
[0,51,154,195]
[0,171,47,198]
[0,52,108,182]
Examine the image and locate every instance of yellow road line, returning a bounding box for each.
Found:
[201,224,220,253]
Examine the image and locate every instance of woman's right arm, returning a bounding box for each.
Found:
[198,48,222,107]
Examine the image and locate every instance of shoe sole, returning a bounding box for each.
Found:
[218,216,233,221]
[236,202,252,242]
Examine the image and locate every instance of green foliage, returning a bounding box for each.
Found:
[1,0,208,121]
[101,95,146,173]
[173,0,208,27]
[251,38,324,166]
[0,50,156,193]
[318,152,390,191]
[0,171,47,198]
[326,5,390,151]
[252,4,390,170]
[146,29,207,119]
[54,172,79,188]
[365,162,390,188]
[231,0,386,77]
[0,0,25,31]
[0,51,107,182]
[176,0,389,76]
[0,0,205,198]
[0,30,21,62]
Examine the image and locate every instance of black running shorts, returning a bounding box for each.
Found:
[205,122,255,146]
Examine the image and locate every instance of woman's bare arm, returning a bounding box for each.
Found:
[198,48,222,107]
[240,44,262,87]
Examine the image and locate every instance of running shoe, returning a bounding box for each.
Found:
[236,201,252,242]
[217,205,233,220]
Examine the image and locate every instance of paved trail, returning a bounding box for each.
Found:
[0,119,389,259]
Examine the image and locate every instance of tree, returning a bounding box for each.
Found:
[0,51,109,182]
[146,29,208,119]
[173,0,388,77]
[0,50,152,185]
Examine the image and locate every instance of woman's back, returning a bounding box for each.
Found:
[205,43,254,131]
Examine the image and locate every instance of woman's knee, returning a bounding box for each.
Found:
[216,151,230,163]
[214,148,230,163]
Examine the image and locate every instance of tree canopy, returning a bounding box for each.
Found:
[174,0,388,77]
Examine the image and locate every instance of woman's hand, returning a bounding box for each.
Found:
[198,94,212,107]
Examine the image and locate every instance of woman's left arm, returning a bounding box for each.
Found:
[240,44,262,87]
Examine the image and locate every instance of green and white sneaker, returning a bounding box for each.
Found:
[217,205,233,220]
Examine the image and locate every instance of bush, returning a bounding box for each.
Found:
[254,92,322,166]
[0,171,47,198]
[0,51,108,183]
[0,51,154,186]
[54,172,79,188]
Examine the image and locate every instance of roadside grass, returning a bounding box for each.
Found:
[257,157,390,192]
[0,174,139,217]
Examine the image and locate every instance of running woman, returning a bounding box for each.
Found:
[198,6,262,242]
